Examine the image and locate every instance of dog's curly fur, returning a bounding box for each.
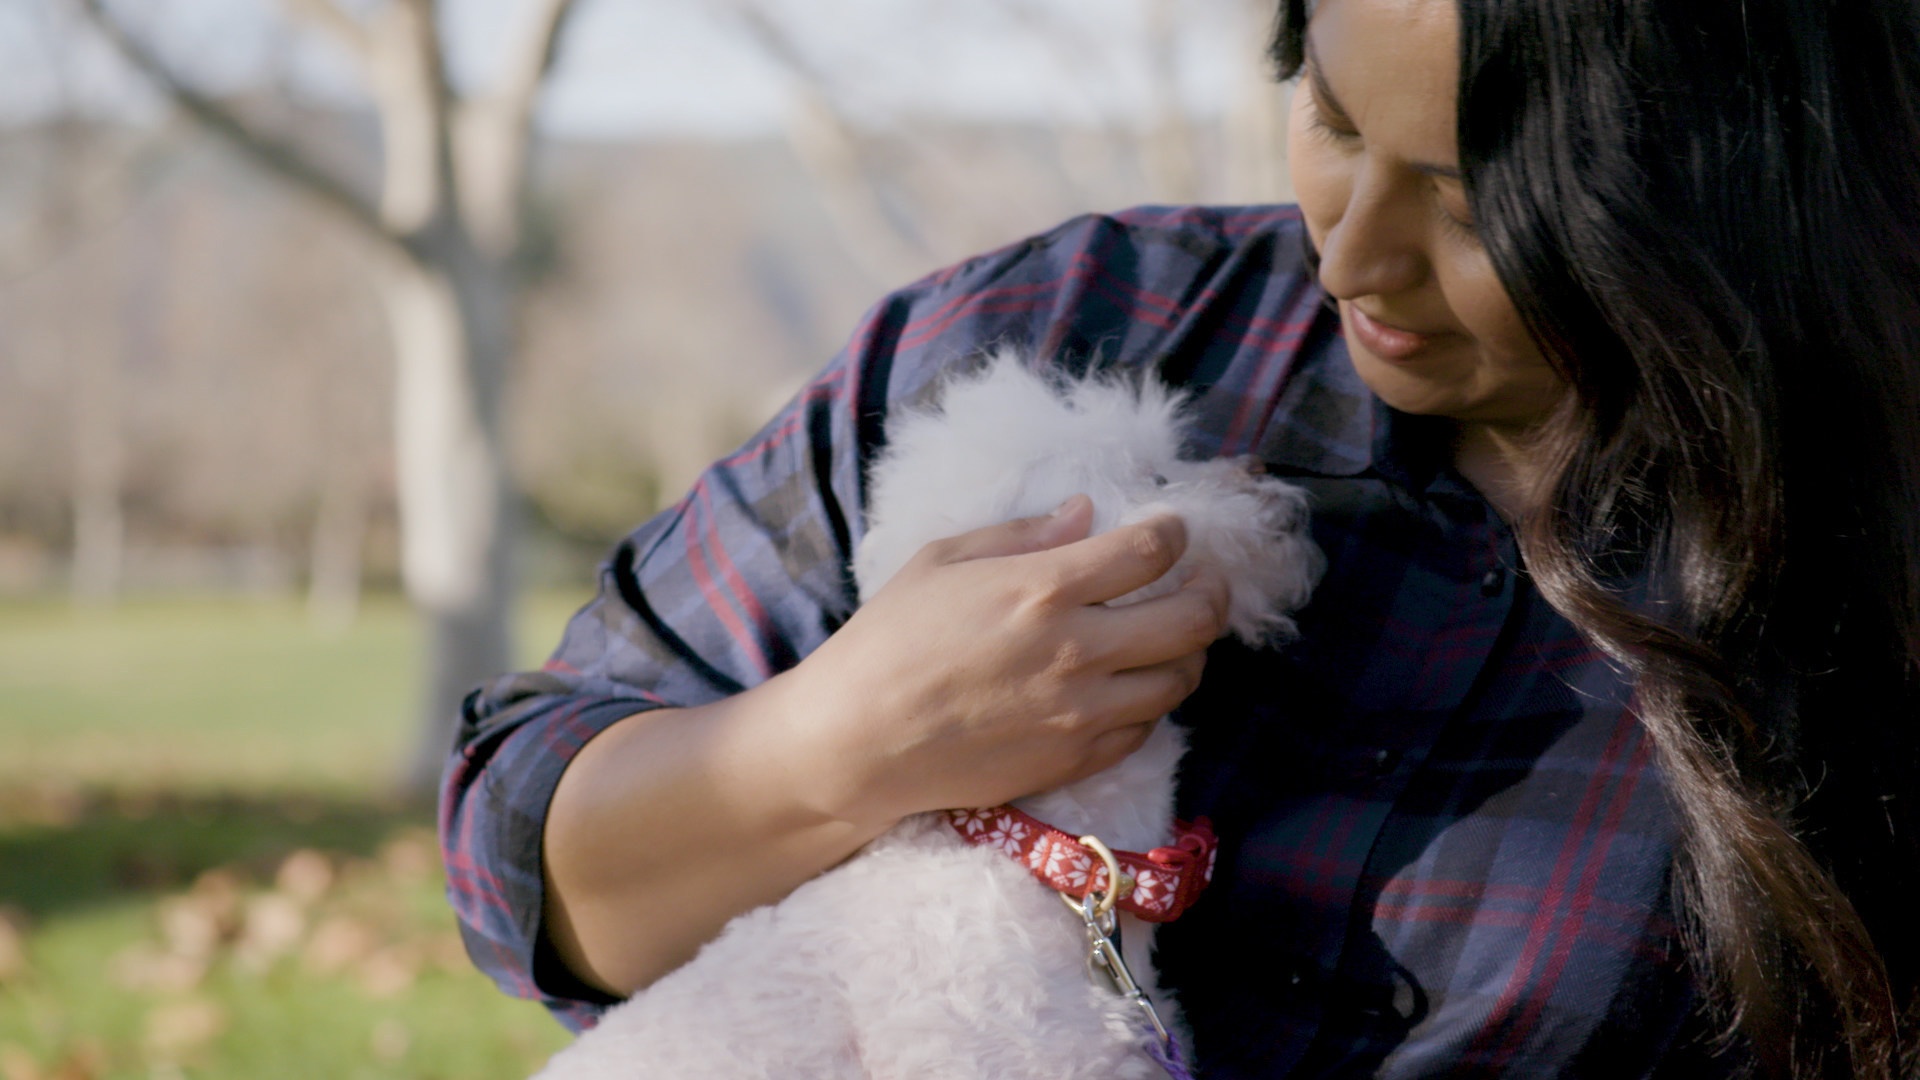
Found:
[534,352,1321,1080]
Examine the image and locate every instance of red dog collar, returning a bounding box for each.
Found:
[944,807,1218,923]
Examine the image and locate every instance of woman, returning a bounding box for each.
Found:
[441,0,1920,1075]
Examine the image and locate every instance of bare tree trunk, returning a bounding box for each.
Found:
[1140,0,1204,203]
[385,243,518,797]
[81,0,575,795]
[1224,0,1293,204]
[304,255,376,633]
[728,3,934,284]
[70,337,123,605]
[51,118,124,606]
[307,458,368,633]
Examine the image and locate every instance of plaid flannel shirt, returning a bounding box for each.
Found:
[441,205,1738,1077]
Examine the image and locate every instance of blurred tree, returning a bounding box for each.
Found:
[49,117,129,606]
[1140,0,1202,202]
[1223,0,1291,204]
[728,0,1292,290]
[727,1,932,286]
[76,0,581,795]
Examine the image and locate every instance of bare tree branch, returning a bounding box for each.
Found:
[74,0,395,252]
[983,0,1139,206]
[1224,0,1291,203]
[725,1,935,282]
[281,0,376,68]
[451,0,578,255]
[1141,0,1202,201]
[498,0,580,115]
[730,0,830,88]
[407,0,462,233]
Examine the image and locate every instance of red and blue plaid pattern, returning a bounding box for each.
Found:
[440,206,1733,1075]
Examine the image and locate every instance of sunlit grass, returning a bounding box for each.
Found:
[0,807,574,1079]
[0,591,592,1079]
[0,591,583,796]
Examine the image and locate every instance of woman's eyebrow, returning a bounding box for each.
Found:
[1302,39,1357,128]
[1302,36,1463,181]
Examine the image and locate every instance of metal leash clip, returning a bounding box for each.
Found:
[1060,834,1174,1050]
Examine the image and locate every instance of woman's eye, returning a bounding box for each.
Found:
[1435,204,1476,239]
[1305,104,1361,145]
[1432,191,1479,243]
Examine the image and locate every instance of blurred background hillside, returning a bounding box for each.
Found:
[0,0,1295,1075]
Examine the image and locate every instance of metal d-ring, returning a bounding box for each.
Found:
[1054,834,1176,1054]
[1057,833,1126,922]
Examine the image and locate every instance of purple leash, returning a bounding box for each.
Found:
[1147,1035,1198,1080]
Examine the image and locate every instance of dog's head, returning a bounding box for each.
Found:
[856,350,1321,644]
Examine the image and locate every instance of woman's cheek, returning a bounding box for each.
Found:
[1444,257,1554,380]
[1286,98,1346,247]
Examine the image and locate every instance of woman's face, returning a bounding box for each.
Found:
[1288,0,1564,431]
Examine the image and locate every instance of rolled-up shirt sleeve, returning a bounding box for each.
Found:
[434,205,1294,1028]
[436,332,878,1027]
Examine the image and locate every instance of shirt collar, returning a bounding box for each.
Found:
[1256,330,1471,500]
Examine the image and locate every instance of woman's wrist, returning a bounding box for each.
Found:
[542,673,905,994]
[705,665,907,836]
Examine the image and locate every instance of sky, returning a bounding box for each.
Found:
[0,0,1257,139]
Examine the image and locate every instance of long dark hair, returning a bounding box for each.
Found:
[1273,0,1920,1075]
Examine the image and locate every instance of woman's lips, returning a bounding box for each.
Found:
[1346,304,1442,360]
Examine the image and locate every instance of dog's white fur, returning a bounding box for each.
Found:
[534,352,1320,1080]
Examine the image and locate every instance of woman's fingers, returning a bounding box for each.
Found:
[1100,653,1209,724]
[920,494,1094,565]
[1037,513,1192,607]
[1074,569,1231,673]
[1069,655,1209,775]
[1081,720,1161,775]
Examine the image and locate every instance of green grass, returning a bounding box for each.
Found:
[0,592,591,1079]
[0,593,581,796]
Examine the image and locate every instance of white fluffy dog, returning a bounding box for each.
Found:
[534,351,1320,1080]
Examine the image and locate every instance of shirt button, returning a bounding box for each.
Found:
[1366,748,1401,778]
[1479,568,1506,597]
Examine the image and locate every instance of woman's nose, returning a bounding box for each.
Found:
[1312,167,1428,301]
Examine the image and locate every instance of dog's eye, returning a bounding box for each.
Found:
[1151,472,1169,487]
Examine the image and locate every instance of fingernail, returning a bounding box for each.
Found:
[1049,495,1081,518]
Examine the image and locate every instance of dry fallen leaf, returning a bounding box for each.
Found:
[44,1038,106,1080]
[378,831,436,887]
[156,872,244,964]
[302,915,376,976]
[142,998,227,1060]
[0,909,29,983]
[233,895,305,974]
[250,893,308,946]
[0,1042,42,1080]
[274,850,334,906]
[154,901,221,963]
[356,947,420,999]
[369,1019,411,1065]
[107,944,207,995]
[186,870,244,933]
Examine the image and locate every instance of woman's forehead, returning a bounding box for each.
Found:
[1307,0,1462,166]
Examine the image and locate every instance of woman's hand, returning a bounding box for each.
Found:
[758,493,1233,828]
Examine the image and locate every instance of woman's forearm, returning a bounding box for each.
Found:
[541,672,892,996]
